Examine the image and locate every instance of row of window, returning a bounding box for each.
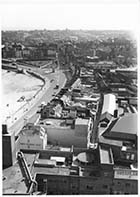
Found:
[121,152,135,161]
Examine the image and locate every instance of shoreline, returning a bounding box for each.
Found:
[2,66,50,128]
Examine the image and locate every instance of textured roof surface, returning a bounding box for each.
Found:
[111,113,137,135]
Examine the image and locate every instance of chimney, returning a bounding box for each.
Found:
[114,109,118,118]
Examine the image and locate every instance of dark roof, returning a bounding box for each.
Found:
[102,114,137,141]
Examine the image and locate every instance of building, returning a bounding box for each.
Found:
[31,141,137,195]
[97,113,138,194]
[19,123,47,150]
[101,113,137,148]
[38,117,92,148]
[2,124,20,168]
[85,61,117,71]
[32,145,114,195]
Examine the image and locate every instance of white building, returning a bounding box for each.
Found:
[100,94,117,122]
[19,123,47,150]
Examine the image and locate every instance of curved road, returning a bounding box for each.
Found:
[9,69,67,136]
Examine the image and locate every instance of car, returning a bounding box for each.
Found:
[45,121,52,125]
[36,110,41,113]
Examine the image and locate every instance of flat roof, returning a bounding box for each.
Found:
[39,118,70,128]
[114,169,137,180]
[99,146,113,164]
[50,156,65,163]
[34,166,70,176]
[3,153,36,194]
[116,67,137,72]
[99,135,122,147]
[74,96,99,102]
[35,159,56,166]
[75,118,89,125]
[39,118,89,127]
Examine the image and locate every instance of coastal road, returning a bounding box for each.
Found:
[9,70,67,136]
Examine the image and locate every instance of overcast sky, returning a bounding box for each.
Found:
[0,0,139,32]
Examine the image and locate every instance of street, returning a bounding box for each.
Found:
[9,70,67,136]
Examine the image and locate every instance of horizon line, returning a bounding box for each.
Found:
[2,28,134,32]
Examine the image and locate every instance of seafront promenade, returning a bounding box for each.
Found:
[6,64,67,135]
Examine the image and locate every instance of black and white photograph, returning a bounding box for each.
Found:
[1,0,139,195]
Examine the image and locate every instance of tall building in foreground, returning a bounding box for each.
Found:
[31,143,137,194]
[33,145,114,194]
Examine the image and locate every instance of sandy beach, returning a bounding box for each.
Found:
[2,69,45,123]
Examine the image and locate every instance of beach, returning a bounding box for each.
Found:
[2,69,45,124]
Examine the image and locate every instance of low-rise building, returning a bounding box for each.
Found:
[38,117,92,148]
[19,123,47,150]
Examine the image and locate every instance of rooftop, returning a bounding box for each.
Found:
[3,153,36,194]
[39,117,89,128]
[110,113,137,135]
[102,94,116,115]
[102,113,137,141]
[99,146,114,164]
[77,152,95,164]
[114,168,138,180]
[34,166,70,176]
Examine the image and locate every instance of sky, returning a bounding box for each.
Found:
[0,0,139,31]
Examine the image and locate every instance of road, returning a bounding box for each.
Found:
[9,69,67,136]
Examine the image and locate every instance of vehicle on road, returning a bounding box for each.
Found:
[54,84,59,89]
[17,96,25,102]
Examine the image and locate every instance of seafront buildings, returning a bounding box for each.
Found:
[2,30,137,195]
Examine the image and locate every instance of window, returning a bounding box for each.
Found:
[72,185,76,189]
[104,172,109,177]
[102,185,108,189]
[87,185,93,190]
[131,154,135,160]
[125,183,130,187]
[126,153,130,160]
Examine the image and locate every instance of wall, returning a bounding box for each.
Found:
[44,124,87,148]
[3,134,12,168]
[19,130,47,150]
[26,70,45,84]
[35,173,112,195]
[3,132,20,168]
[112,179,138,194]
[79,176,112,194]
[20,135,45,150]
[39,149,72,159]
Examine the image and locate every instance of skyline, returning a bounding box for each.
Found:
[0,2,139,33]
